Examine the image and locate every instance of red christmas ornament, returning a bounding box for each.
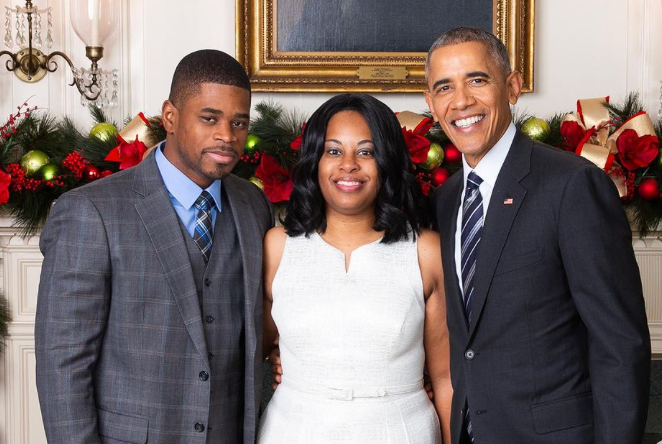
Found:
[443,144,462,163]
[637,178,659,200]
[431,167,450,187]
[84,165,100,181]
[100,170,113,178]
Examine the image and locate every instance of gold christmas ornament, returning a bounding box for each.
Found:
[38,163,60,180]
[421,143,444,170]
[20,150,50,175]
[89,122,119,142]
[245,134,261,153]
[521,117,550,141]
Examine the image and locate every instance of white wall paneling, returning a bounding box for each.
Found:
[0,221,47,444]
[626,0,662,118]
[633,234,662,354]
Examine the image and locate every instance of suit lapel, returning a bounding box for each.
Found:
[436,173,469,333]
[132,153,209,363]
[468,131,532,338]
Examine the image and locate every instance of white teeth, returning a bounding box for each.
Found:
[337,181,361,186]
[454,115,484,128]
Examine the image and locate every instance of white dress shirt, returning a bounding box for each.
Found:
[454,123,517,293]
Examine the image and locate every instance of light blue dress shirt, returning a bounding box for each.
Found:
[154,142,222,238]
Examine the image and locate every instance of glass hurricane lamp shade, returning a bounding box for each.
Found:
[70,0,118,48]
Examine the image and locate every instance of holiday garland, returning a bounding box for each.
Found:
[0,93,661,237]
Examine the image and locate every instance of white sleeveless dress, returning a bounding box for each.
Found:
[257,232,441,444]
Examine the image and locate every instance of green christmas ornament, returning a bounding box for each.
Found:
[20,150,50,175]
[38,163,60,181]
[89,122,119,142]
[521,117,550,141]
[244,134,261,153]
[249,176,264,190]
[421,143,444,170]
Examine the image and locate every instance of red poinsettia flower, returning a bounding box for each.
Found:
[0,169,11,204]
[255,154,294,203]
[290,123,307,150]
[401,128,431,164]
[560,121,586,151]
[616,129,660,171]
[104,135,148,170]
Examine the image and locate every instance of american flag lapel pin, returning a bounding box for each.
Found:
[503,197,514,205]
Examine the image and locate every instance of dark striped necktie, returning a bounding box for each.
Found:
[460,171,483,443]
[193,191,215,263]
[461,171,484,323]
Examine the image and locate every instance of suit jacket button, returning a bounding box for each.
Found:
[199,371,209,381]
[204,278,212,287]
[205,315,214,324]
[465,349,475,360]
[194,422,205,433]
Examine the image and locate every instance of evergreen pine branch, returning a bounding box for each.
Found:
[250,101,306,165]
[605,93,643,123]
[7,185,65,235]
[0,137,15,165]
[0,294,10,354]
[512,109,532,128]
[541,113,566,148]
[89,105,117,127]
[147,116,166,145]
[628,198,662,236]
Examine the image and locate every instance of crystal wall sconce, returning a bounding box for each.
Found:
[1,0,119,108]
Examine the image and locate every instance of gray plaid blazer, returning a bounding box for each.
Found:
[35,152,273,444]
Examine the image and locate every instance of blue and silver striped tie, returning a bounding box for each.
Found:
[460,171,484,443]
[193,191,215,263]
[461,171,484,323]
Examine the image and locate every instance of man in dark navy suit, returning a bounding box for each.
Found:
[426,27,650,444]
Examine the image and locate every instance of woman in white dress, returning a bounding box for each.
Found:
[257,94,452,444]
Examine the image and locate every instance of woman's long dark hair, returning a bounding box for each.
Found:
[282,93,430,243]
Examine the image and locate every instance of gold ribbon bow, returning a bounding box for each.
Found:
[562,97,657,197]
[116,113,160,160]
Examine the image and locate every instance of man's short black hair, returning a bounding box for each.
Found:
[168,49,251,106]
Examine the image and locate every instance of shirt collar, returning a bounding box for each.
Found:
[462,122,516,188]
[154,141,222,211]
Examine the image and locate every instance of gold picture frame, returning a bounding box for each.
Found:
[236,0,535,93]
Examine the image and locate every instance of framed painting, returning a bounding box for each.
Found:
[236,0,535,93]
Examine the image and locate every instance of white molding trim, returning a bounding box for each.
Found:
[626,0,662,114]
[128,0,146,115]
[651,322,662,355]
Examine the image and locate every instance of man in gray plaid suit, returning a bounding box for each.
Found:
[35,50,273,444]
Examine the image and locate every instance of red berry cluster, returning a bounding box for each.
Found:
[1,103,37,140]
[610,166,636,201]
[62,152,88,179]
[4,163,25,192]
[240,152,262,164]
[5,162,64,193]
